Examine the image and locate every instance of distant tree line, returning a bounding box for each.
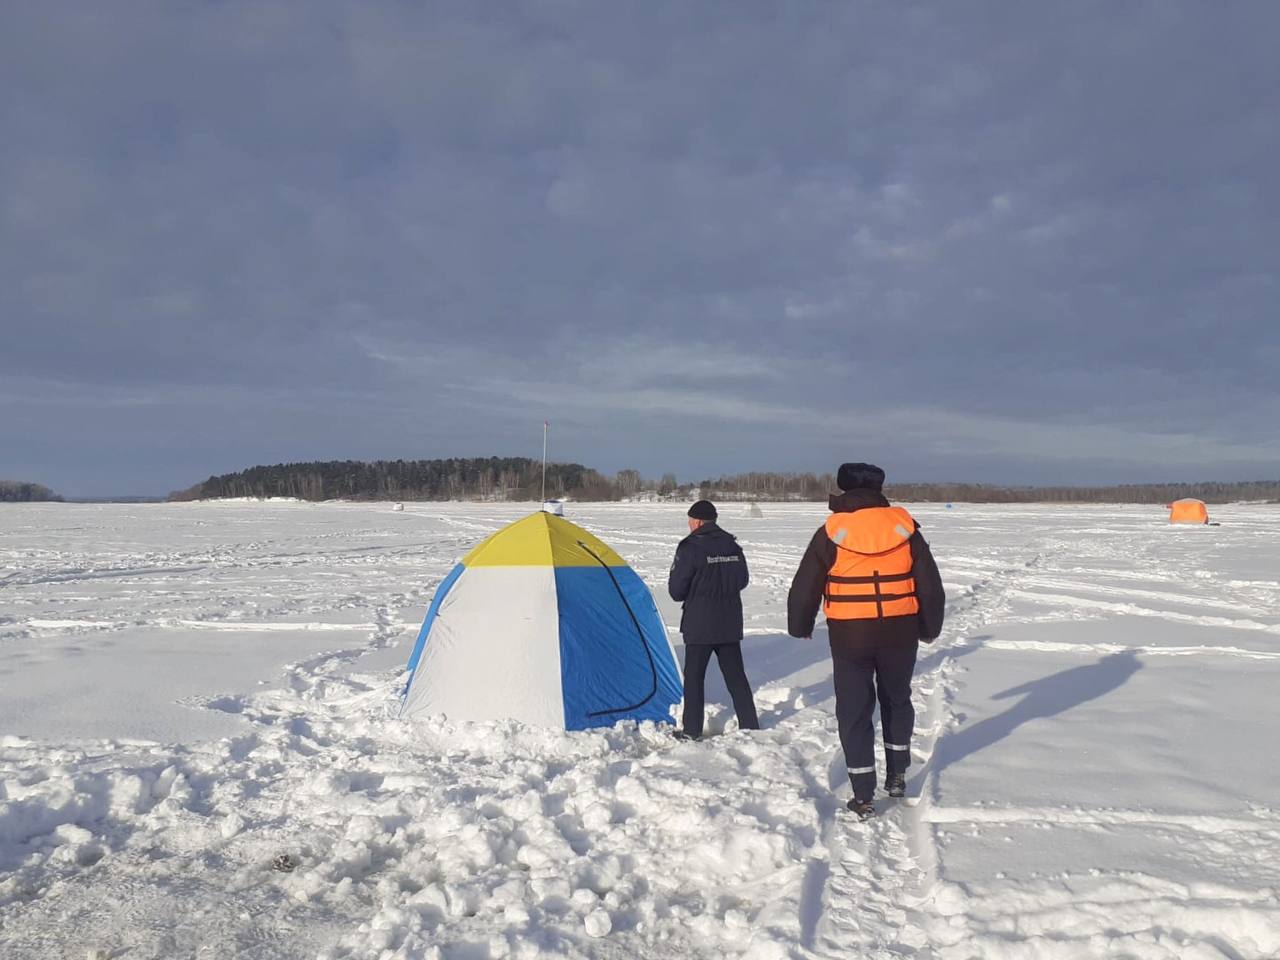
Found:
[168,461,1280,505]
[697,473,1280,504]
[0,481,63,502]
[694,472,838,501]
[170,458,626,502]
[882,480,1280,504]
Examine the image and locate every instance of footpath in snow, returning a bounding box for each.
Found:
[1,501,1278,958]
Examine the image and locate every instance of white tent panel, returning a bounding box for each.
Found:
[401,565,564,726]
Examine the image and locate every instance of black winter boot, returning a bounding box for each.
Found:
[847,798,876,820]
[885,773,906,798]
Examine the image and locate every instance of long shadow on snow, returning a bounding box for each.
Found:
[931,649,1143,776]
[916,635,987,677]
[690,631,829,693]
[693,632,991,730]
[745,633,987,728]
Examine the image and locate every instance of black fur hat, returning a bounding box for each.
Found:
[836,462,886,492]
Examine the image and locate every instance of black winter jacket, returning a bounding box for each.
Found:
[668,522,749,645]
[787,490,945,658]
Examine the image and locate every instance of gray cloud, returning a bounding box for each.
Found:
[2,1,1277,495]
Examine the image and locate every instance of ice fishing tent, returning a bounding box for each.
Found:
[400,510,683,730]
[745,502,764,518]
[1169,498,1209,524]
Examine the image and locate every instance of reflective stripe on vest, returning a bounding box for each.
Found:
[824,506,920,621]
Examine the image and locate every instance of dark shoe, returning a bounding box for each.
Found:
[885,773,906,798]
[847,798,876,820]
[672,729,698,741]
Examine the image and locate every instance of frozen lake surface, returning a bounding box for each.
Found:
[2,500,1279,958]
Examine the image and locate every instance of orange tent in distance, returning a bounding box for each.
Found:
[1168,498,1209,524]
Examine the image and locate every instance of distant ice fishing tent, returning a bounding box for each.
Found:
[1169,498,1209,524]
[400,511,683,730]
[745,502,764,518]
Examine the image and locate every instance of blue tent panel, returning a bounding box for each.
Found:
[555,565,682,731]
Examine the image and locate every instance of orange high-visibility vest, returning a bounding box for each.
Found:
[824,506,920,620]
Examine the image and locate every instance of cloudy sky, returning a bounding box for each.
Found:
[2,2,1277,497]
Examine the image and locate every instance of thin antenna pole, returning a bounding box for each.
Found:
[541,420,548,502]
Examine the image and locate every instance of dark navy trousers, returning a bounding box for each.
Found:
[833,640,918,801]
[682,642,760,737]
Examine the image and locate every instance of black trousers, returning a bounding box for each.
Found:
[682,642,760,737]
[833,640,918,801]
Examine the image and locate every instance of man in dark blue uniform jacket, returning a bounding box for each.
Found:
[668,500,759,739]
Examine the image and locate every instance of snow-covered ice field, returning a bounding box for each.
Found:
[2,500,1279,959]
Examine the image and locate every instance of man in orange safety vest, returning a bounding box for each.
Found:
[787,462,945,819]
